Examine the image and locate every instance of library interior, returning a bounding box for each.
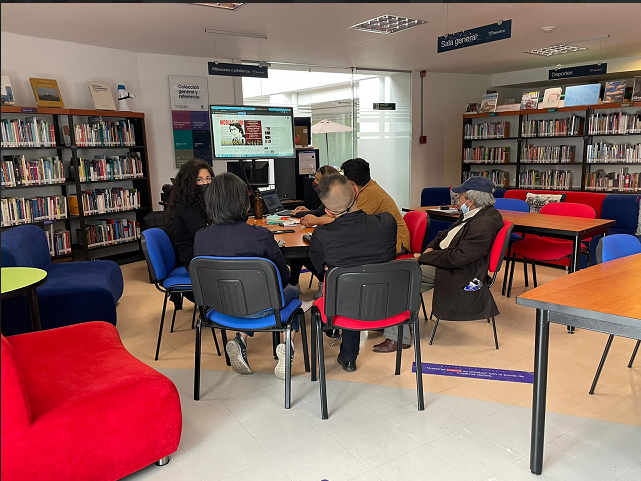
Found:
[2,3,641,481]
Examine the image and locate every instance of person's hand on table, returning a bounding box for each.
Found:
[292,206,309,215]
[300,214,322,227]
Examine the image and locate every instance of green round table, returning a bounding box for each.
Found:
[1,267,48,331]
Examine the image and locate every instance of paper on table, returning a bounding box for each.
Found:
[427,208,460,214]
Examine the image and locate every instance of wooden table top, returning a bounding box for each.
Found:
[517,253,641,323]
[247,217,314,249]
[407,206,616,236]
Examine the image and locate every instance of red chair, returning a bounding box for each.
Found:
[429,220,514,350]
[506,203,596,297]
[310,260,424,419]
[1,322,182,481]
[397,210,430,319]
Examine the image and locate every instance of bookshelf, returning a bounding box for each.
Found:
[2,106,152,261]
[461,102,641,193]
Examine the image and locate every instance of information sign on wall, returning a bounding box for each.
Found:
[548,63,607,80]
[437,20,512,53]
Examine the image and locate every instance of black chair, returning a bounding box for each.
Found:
[189,256,310,408]
[310,260,424,420]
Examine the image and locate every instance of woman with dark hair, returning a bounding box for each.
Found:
[193,173,312,379]
[229,122,246,145]
[166,159,214,267]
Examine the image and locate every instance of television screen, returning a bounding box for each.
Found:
[210,105,296,160]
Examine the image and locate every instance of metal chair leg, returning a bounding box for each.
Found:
[429,318,439,345]
[491,317,499,350]
[531,260,538,288]
[310,311,317,382]
[590,334,614,395]
[191,304,197,329]
[272,331,279,360]
[429,310,433,321]
[221,329,230,366]
[395,324,403,375]
[194,315,203,401]
[523,256,529,287]
[507,252,517,298]
[155,456,171,466]
[629,340,640,368]
[317,317,328,420]
[414,317,424,411]
[502,244,512,296]
[211,327,221,356]
[299,310,310,372]
[155,293,169,361]
[285,326,292,409]
[420,294,428,321]
[308,275,313,289]
[169,303,178,333]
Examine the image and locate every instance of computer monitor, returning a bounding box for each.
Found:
[226,160,269,186]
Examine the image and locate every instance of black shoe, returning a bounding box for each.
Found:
[325,328,341,339]
[337,354,356,372]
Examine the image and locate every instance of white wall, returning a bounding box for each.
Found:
[410,71,491,206]
[1,32,239,204]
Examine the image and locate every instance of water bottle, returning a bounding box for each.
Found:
[254,191,263,220]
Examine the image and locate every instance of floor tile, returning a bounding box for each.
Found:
[348,472,381,481]
[381,401,467,445]
[331,417,421,470]
[219,459,290,481]
[428,392,506,424]
[200,369,271,400]
[220,385,290,426]
[122,447,200,481]
[371,445,470,481]
[180,401,243,448]
[565,418,641,466]
[484,457,564,481]
[616,466,641,481]
[426,426,522,481]
[348,383,418,415]
[297,390,378,435]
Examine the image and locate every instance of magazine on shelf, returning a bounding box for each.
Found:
[541,88,562,109]
[479,93,498,113]
[1,75,15,105]
[563,84,600,107]
[603,80,626,104]
[29,77,64,108]
[520,91,540,110]
[87,81,116,110]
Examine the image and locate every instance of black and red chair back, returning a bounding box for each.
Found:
[488,220,514,287]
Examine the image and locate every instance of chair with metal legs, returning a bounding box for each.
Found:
[397,210,431,320]
[589,234,641,394]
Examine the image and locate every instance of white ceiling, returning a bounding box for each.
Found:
[2,3,640,74]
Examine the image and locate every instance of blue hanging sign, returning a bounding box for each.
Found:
[208,62,268,79]
[438,20,512,53]
[549,63,607,80]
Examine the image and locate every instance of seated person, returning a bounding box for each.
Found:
[373,176,504,352]
[293,165,339,221]
[193,173,312,379]
[166,159,213,267]
[309,173,397,371]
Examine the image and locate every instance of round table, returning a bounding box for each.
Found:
[1,267,48,331]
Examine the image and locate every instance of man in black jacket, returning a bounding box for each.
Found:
[310,173,397,371]
[374,176,503,352]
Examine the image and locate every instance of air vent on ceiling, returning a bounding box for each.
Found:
[525,44,587,57]
[349,15,427,35]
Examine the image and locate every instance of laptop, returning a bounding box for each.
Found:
[261,189,292,216]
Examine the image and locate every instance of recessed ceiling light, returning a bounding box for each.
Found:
[525,44,587,57]
[541,26,556,33]
[349,15,427,35]
[193,3,244,10]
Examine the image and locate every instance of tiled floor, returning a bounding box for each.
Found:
[118,260,640,480]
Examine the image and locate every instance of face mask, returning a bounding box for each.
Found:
[198,184,208,194]
[460,202,470,214]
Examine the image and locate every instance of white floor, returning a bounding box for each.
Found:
[124,368,641,481]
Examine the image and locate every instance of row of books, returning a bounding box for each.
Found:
[463,147,510,163]
[586,143,641,163]
[73,153,144,182]
[72,118,136,147]
[1,155,65,187]
[1,195,67,227]
[44,226,72,257]
[462,169,509,188]
[69,188,140,215]
[1,117,56,147]
[521,116,584,137]
[588,112,641,135]
[520,145,575,164]
[77,219,140,249]
[464,122,510,140]
[519,169,572,190]
[585,168,640,192]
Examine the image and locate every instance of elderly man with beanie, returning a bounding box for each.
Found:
[373,176,504,353]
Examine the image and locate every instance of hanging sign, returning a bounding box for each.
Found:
[208,62,268,78]
[438,20,512,53]
[373,102,396,110]
[549,63,607,80]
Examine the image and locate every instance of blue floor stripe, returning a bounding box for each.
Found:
[412,362,533,383]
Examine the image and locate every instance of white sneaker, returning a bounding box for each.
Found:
[301,300,314,313]
[226,334,251,374]
[274,342,294,380]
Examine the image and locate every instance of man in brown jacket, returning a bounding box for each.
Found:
[374,176,503,352]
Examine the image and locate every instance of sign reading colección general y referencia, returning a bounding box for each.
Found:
[208,62,268,78]
[549,63,608,80]
[437,20,512,53]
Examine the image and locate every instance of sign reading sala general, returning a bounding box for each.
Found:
[438,20,512,53]
[549,63,607,80]
[208,62,268,78]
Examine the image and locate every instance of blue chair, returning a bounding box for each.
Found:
[141,228,215,361]
[493,188,507,198]
[1,225,123,336]
[189,256,309,408]
[420,187,454,245]
[590,234,641,394]
[590,195,641,266]
[494,198,530,296]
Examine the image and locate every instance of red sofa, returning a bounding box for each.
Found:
[502,189,607,218]
[1,322,182,481]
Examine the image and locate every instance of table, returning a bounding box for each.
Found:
[403,206,615,275]
[1,267,48,331]
[516,253,641,474]
[247,217,314,258]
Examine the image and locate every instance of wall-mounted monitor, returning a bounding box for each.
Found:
[210,105,296,160]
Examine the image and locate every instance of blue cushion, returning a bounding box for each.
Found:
[1,225,52,269]
[495,198,530,213]
[162,267,192,290]
[142,228,178,281]
[420,187,452,207]
[206,299,302,330]
[601,195,640,235]
[494,188,507,198]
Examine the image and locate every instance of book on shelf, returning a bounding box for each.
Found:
[465,103,479,113]
[479,93,498,113]
[70,187,141,215]
[588,111,641,135]
[87,81,116,111]
[44,225,71,257]
[1,155,65,187]
[520,91,540,110]
[563,84,600,107]
[29,77,65,108]
[1,195,67,227]
[1,117,56,148]
[603,80,626,104]
[462,169,509,188]
[521,115,584,137]
[519,168,572,190]
[71,118,136,147]
[77,218,140,249]
[464,121,510,139]
[633,77,641,102]
[520,145,575,164]
[463,146,510,163]
[585,168,640,192]
[586,142,641,163]
[70,153,144,182]
[541,88,562,109]
[1,75,15,105]
[495,103,521,112]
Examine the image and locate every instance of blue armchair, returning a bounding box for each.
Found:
[1,225,123,335]
[420,187,454,245]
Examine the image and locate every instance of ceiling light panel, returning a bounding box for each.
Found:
[193,3,244,10]
[525,44,587,57]
[349,15,427,35]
